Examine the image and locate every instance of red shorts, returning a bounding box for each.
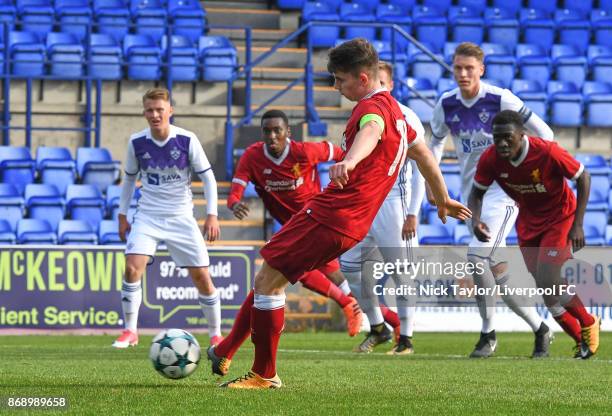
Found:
[260,210,358,284]
[519,216,573,274]
[316,258,340,276]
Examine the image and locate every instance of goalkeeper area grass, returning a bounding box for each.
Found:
[1,332,610,415]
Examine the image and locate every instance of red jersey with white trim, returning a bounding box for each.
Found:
[231,140,343,224]
[306,90,417,241]
[474,136,584,241]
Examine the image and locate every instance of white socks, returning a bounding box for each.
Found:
[253,293,286,310]
[338,280,351,296]
[496,273,543,332]
[199,290,222,338]
[121,280,142,332]
[469,256,497,333]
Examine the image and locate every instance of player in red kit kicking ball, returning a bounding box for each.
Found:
[206,110,362,375]
[216,38,471,389]
[470,110,601,359]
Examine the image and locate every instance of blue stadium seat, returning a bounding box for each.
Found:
[376,3,412,49]
[123,34,161,80]
[457,0,486,13]
[9,30,46,77]
[584,211,606,245]
[481,43,515,88]
[411,52,445,86]
[162,34,198,82]
[36,146,76,196]
[442,172,461,201]
[404,77,436,123]
[387,0,415,13]
[422,0,451,14]
[131,0,167,42]
[340,3,376,41]
[244,181,258,198]
[448,6,484,44]
[491,0,521,14]
[0,146,35,194]
[271,219,282,234]
[440,162,460,174]
[0,1,16,32]
[606,225,612,246]
[516,43,552,87]
[317,161,333,190]
[46,32,84,78]
[526,0,556,14]
[55,0,92,41]
[413,6,447,52]
[564,0,593,15]
[24,183,65,231]
[76,147,120,193]
[588,44,612,84]
[0,219,16,244]
[167,0,206,44]
[302,2,340,48]
[198,35,238,81]
[93,0,130,44]
[551,44,588,89]
[511,78,548,121]
[418,224,453,245]
[17,218,56,244]
[585,175,610,211]
[66,184,105,231]
[277,0,306,10]
[520,8,555,51]
[555,9,591,55]
[574,152,610,176]
[17,0,54,37]
[506,226,518,245]
[443,41,459,63]
[592,8,612,48]
[0,183,24,232]
[58,219,98,244]
[453,223,471,245]
[484,7,520,50]
[583,81,612,127]
[106,184,139,219]
[98,219,122,244]
[437,78,457,95]
[426,210,458,228]
[89,33,123,80]
[547,81,583,126]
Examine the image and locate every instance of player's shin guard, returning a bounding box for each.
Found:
[495,273,543,332]
[468,255,496,333]
[300,270,351,308]
[121,280,142,331]
[251,294,285,379]
[215,290,254,359]
[199,290,222,339]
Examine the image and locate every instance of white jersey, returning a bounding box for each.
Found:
[388,102,426,216]
[430,83,532,204]
[123,124,212,216]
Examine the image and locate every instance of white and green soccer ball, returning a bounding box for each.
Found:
[149,329,201,379]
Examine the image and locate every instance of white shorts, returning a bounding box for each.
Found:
[467,191,518,265]
[125,211,209,267]
[341,196,419,269]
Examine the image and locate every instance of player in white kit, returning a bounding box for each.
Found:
[429,43,556,358]
[112,88,223,349]
[341,62,426,355]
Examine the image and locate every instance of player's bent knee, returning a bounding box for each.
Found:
[254,263,290,295]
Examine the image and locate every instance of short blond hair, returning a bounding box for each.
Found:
[453,42,484,63]
[378,61,393,78]
[142,88,171,104]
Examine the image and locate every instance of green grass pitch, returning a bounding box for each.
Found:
[1,332,610,415]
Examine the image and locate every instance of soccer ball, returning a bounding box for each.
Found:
[149,328,201,379]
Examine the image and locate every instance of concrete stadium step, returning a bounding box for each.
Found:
[209,239,266,248]
[236,46,328,69]
[249,105,351,121]
[234,83,340,107]
[202,0,270,10]
[198,219,265,240]
[248,66,330,83]
[204,7,281,30]
[208,27,299,48]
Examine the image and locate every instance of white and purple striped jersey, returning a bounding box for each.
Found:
[123,125,212,216]
[429,82,553,204]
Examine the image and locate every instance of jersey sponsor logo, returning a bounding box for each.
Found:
[459,134,493,153]
[505,182,548,194]
[547,250,558,257]
[478,109,490,123]
[264,177,304,192]
[147,172,181,185]
[142,152,151,160]
[263,168,272,175]
[170,147,181,160]
[451,114,460,123]
[461,138,471,153]
[500,173,508,178]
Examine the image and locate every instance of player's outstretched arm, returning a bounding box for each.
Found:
[200,169,220,242]
[117,174,137,241]
[570,169,591,252]
[468,186,491,242]
[407,141,471,223]
[330,120,381,189]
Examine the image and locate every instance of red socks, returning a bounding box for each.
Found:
[215,290,254,359]
[251,305,284,379]
[562,295,595,327]
[299,270,351,308]
[380,304,400,328]
[554,311,582,343]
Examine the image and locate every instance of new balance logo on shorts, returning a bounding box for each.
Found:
[547,250,558,257]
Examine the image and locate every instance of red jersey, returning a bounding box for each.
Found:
[474,136,584,241]
[306,90,417,241]
[229,140,343,224]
